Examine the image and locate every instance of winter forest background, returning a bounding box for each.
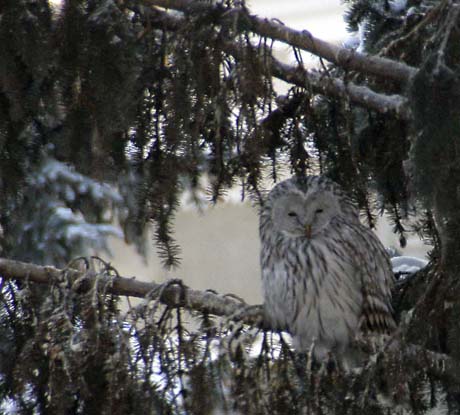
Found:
[1,0,460,414]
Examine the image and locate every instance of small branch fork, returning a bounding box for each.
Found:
[0,257,459,386]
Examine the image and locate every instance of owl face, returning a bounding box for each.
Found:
[271,190,341,238]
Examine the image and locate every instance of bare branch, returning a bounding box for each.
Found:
[144,0,418,84]
[0,258,262,324]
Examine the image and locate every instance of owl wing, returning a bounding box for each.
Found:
[343,223,396,335]
[356,226,397,335]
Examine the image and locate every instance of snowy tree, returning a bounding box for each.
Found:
[0,0,460,413]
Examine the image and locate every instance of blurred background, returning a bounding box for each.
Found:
[108,0,429,304]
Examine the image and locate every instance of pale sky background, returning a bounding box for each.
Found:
[249,0,349,69]
[249,0,348,41]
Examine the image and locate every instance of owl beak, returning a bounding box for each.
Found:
[304,224,312,238]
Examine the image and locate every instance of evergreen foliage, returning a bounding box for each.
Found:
[1,0,460,413]
[8,155,124,266]
[0,258,449,414]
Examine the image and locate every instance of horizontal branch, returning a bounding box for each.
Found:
[226,40,410,118]
[1,257,459,385]
[269,54,410,119]
[144,0,418,84]
[136,6,411,119]
[0,258,262,325]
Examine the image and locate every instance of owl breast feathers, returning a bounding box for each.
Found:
[259,175,396,362]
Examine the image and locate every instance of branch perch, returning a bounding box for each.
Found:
[144,0,418,84]
[0,258,262,325]
[0,257,459,385]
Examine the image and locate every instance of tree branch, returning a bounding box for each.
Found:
[0,258,262,325]
[143,0,418,84]
[411,344,460,386]
[268,53,410,119]
[134,6,411,119]
[1,257,459,385]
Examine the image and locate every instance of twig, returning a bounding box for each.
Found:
[143,0,418,84]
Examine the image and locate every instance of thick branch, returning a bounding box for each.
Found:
[269,54,410,119]
[0,258,262,324]
[144,0,418,84]
[136,6,411,119]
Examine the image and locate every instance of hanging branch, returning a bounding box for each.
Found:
[143,0,418,84]
[133,6,411,119]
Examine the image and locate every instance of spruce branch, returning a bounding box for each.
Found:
[407,344,460,386]
[1,257,460,386]
[268,55,410,119]
[0,257,262,325]
[133,5,411,119]
[143,0,418,84]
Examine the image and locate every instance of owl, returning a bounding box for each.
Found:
[259,175,396,363]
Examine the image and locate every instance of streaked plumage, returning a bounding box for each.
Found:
[259,176,396,363]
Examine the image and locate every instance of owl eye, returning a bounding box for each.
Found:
[315,208,324,214]
[287,211,297,217]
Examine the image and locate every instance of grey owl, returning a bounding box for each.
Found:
[259,176,396,362]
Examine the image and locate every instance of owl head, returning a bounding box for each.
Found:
[261,176,359,239]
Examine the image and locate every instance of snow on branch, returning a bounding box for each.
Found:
[265,52,410,119]
[144,0,418,84]
[229,41,411,118]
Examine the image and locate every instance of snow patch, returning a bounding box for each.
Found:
[389,0,407,13]
[391,256,428,274]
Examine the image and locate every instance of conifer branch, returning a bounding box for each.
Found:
[135,6,411,119]
[267,54,410,119]
[409,344,460,386]
[143,0,418,84]
[0,257,459,385]
[0,258,262,325]
[228,41,410,118]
